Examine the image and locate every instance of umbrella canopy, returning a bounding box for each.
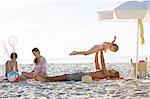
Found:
[97,0,150,79]
[97,1,150,21]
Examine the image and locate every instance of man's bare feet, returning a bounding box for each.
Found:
[69,51,77,55]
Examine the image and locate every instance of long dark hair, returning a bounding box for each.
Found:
[32,48,40,64]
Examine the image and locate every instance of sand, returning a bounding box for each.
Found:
[0,62,150,99]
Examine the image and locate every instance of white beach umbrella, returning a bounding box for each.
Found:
[98,1,150,21]
[97,0,150,79]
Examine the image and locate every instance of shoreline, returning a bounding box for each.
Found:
[1,56,149,65]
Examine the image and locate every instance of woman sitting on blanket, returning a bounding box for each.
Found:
[21,48,47,80]
[36,36,120,82]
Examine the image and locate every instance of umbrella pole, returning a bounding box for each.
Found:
[135,21,139,79]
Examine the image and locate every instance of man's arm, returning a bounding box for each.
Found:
[100,51,110,78]
[111,36,116,43]
[95,52,100,71]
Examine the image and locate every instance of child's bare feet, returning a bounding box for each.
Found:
[70,51,77,55]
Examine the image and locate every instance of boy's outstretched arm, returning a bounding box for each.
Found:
[111,36,116,43]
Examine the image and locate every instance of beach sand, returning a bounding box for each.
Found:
[0,62,150,99]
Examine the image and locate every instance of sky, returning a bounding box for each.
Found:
[0,0,150,64]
